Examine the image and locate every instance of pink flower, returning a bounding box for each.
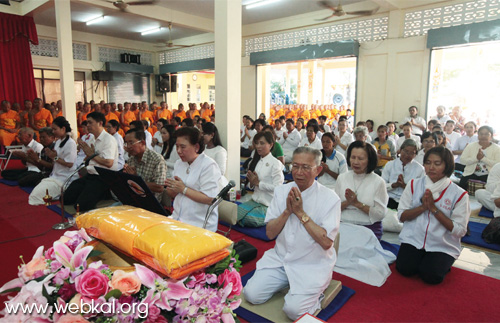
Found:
[58,282,77,301]
[205,274,217,284]
[20,256,47,281]
[186,271,206,288]
[217,269,242,298]
[75,268,109,299]
[45,247,56,260]
[110,270,141,296]
[56,314,90,323]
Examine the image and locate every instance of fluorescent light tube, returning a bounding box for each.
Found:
[86,16,104,26]
[141,27,162,36]
[245,0,281,10]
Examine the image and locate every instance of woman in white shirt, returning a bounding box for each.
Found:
[202,122,229,189]
[452,121,478,172]
[318,133,347,190]
[160,125,178,178]
[397,122,421,152]
[415,132,438,166]
[165,127,221,232]
[238,131,284,227]
[29,117,77,205]
[335,141,388,239]
[458,125,500,190]
[334,119,354,156]
[382,139,425,210]
[296,118,306,138]
[152,119,169,154]
[299,123,322,150]
[396,146,470,284]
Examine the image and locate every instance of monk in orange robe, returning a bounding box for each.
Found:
[157,102,172,121]
[29,98,53,135]
[0,101,21,146]
[120,102,136,133]
[78,103,91,127]
[186,103,200,119]
[173,103,187,121]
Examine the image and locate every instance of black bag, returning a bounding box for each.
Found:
[233,239,257,264]
[481,217,500,244]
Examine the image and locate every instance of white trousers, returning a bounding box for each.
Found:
[476,189,500,218]
[243,266,322,321]
[29,178,63,206]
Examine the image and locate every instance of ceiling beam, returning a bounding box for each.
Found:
[76,0,214,33]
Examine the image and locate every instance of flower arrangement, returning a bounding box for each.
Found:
[0,229,243,323]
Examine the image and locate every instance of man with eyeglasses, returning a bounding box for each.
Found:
[244,147,341,320]
[63,112,118,212]
[123,128,166,201]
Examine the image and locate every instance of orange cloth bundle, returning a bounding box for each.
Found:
[76,206,232,279]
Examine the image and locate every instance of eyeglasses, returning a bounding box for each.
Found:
[291,164,315,172]
[124,140,141,147]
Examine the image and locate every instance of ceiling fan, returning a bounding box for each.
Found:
[316,0,379,21]
[155,23,194,50]
[106,0,157,12]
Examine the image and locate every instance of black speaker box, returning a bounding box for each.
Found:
[170,74,177,93]
[92,71,114,81]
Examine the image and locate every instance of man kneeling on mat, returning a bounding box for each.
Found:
[243,147,341,320]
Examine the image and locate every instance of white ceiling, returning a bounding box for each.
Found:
[13,0,451,47]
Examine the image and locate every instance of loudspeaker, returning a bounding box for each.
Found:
[92,71,114,81]
[120,53,130,64]
[156,75,170,93]
[170,74,177,93]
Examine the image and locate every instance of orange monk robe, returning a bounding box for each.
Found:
[331,109,339,118]
[269,109,276,118]
[275,109,285,118]
[175,110,187,121]
[285,110,295,120]
[200,109,211,122]
[157,109,172,121]
[187,110,200,120]
[140,110,155,125]
[133,109,140,119]
[56,110,63,118]
[300,110,310,121]
[34,109,53,129]
[113,111,121,119]
[122,111,136,132]
[118,128,125,138]
[79,112,89,124]
[105,112,119,124]
[339,110,347,116]
[0,110,21,146]
[322,110,332,119]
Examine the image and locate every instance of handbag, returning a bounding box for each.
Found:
[233,239,257,264]
[467,179,486,196]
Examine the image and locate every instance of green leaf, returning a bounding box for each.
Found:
[0,287,21,295]
[33,274,49,282]
[105,289,122,301]
[88,249,104,258]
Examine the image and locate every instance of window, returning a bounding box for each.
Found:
[33,68,86,104]
[209,85,215,102]
[196,84,201,102]
[187,84,191,102]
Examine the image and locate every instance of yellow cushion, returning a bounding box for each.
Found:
[76,206,233,278]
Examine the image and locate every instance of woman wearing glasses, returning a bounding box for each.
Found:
[335,141,388,239]
[381,139,425,210]
[238,132,284,227]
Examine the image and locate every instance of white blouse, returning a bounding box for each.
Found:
[318,150,348,190]
[249,153,284,207]
[335,131,354,157]
[460,142,500,177]
[335,171,388,225]
[299,136,322,150]
[172,154,221,232]
[165,148,180,178]
[50,137,77,184]
[382,158,425,202]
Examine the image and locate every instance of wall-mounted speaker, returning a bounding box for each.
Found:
[156,74,177,93]
[92,71,114,81]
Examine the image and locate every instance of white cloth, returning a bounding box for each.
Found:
[172,154,221,232]
[112,132,125,170]
[256,181,341,294]
[460,142,500,177]
[334,223,395,287]
[50,137,77,183]
[401,116,426,135]
[299,136,322,150]
[476,163,500,217]
[29,178,63,205]
[445,131,461,149]
[87,130,118,175]
[22,139,44,172]
[317,150,347,190]
[241,128,257,149]
[203,146,229,190]
[249,153,284,207]
[398,176,470,258]
[323,124,331,133]
[335,131,354,157]
[152,131,163,154]
[280,128,301,155]
[414,149,425,166]
[335,171,388,225]
[144,130,153,150]
[274,129,284,143]
[165,148,180,179]
[75,133,94,167]
[396,135,421,151]
[369,130,377,141]
[432,114,451,125]
[382,158,425,202]
[452,134,478,163]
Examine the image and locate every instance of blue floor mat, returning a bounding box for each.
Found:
[0,178,18,186]
[380,240,400,256]
[478,206,494,218]
[462,221,500,252]
[220,221,273,242]
[236,270,355,322]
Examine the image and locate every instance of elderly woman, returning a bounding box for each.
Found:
[396,146,470,284]
[238,131,284,227]
[299,123,322,150]
[335,141,388,239]
[382,139,425,210]
[459,125,500,190]
[415,132,438,166]
[334,118,354,156]
[452,121,478,172]
[165,127,222,232]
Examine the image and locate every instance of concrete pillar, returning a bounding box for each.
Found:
[214,0,242,187]
[54,0,77,134]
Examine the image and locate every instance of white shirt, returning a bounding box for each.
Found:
[369,130,377,141]
[299,136,322,150]
[382,158,425,202]
[460,142,500,177]
[22,139,44,172]
[112,132,125,170]
[445,131,461,148]
[335,171,388,225]
[203,145,227,176]
[398,177,469,258]
[76,133,95,167]
[485,163,500,193]
[258,181,340,294]
[152,131,163,154]
[172,154,221,232]
[249,153,284,207]
[323,124,331,133]
[396,135,421,151]
[279,128,301,153]
[318,150,347,190]
[165,148,180,179]
[87,130,118,175]
[414,149,426,166]
[50,137,77,183]
[144,130,153,150]
[401,116,426,135]
[432,114,451,125]
[241,128,257,149]
[335,131,354,157]
[452,134,478,163]
[274,129,284,143]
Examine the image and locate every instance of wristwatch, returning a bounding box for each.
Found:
[301,214,310,224]
[53,156,59,162]
[431,207,439,215]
